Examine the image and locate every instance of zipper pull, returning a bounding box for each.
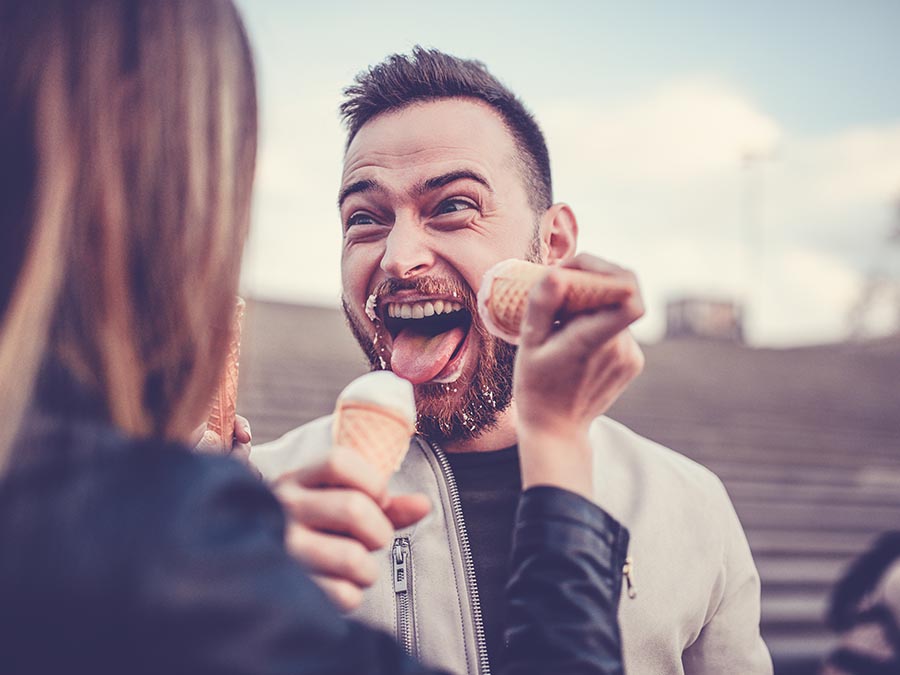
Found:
[392,540,408,593]
[623,556,637,599]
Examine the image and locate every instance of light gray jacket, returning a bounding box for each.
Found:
[254,415,773,675]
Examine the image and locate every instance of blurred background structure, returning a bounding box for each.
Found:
[232,1,899,672]
[237,300,900,675]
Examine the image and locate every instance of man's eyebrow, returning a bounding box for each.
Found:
[417,170,493,195]
[338,179,382,208]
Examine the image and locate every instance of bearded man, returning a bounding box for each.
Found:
[252,48,773,675]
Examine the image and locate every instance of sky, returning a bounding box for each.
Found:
[233,0,900,346]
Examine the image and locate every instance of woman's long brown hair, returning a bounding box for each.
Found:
[0,0,258,471]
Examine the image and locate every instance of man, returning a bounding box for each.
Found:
[252,48,772,675]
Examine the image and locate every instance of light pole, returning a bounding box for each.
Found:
[740,150,776,344]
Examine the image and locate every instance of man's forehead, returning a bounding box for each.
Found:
[341,98,518,180]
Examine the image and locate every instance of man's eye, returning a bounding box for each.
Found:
[347,212,377,227]
[436,199,475,215]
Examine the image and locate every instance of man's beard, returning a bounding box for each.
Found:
[342,282,517,446]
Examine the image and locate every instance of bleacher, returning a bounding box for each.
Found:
[238,298,900,674]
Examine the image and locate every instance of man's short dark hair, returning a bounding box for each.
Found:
[340,46,552,213]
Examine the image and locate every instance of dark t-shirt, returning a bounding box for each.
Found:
[445,445,521,670]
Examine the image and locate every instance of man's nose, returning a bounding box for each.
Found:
[380,216,435,279]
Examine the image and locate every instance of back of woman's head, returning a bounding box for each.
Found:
[0,0,257,467]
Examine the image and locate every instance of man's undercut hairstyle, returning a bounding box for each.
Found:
[340,46,553,213]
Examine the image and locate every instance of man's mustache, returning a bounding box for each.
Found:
[372,276,477,311]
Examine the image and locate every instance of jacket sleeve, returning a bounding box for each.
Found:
[681,478,773,675]
[504,486,630,675]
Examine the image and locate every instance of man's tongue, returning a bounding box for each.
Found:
[390,325,466,385]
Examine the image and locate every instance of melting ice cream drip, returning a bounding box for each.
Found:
[365,293,379,323]
[365,293,391,369]
[371,331,389,370]
[482,387,497,408]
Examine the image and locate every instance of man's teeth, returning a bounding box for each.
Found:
[386,300,464,319]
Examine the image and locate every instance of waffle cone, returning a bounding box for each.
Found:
[333,401,415,484]
[480,259,633,343]
[207,298,246,450]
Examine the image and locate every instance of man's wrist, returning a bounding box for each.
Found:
[518,427,593,500]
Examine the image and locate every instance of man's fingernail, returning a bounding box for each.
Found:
[243,422,252,441]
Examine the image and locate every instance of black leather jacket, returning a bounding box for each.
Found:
[0,419,628,674]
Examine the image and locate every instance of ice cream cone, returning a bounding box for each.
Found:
[332,371,416,488]
[333,402,415,480]
[478,259,633,344]
[207,297,246,450]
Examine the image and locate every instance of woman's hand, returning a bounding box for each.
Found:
[514,254,645,499]
[192,414,254,466]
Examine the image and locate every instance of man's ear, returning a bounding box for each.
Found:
[538,203,579,264]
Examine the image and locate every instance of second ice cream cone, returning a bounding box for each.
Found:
[207,297,246,451]
[478,259,633,344]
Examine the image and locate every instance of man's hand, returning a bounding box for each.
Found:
[273,446,431,612]
[514,254,645,498]
[192,414,253,465]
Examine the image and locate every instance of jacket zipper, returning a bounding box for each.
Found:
[392,537,416,657]
[429,440,492,675]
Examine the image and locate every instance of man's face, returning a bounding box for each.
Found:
[339,98,541,443]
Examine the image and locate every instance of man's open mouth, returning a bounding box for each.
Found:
[381,298,473,385]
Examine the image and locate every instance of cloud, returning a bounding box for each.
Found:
[767,124,900,254]
[541,78,781,185]
[537,78,899,344]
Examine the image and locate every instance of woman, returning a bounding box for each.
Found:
[0,1,628,673]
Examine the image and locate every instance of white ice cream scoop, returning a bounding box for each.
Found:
[337,370,416,424]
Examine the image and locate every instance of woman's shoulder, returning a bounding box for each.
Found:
[1,421,283,561]
[0,423,356,672]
